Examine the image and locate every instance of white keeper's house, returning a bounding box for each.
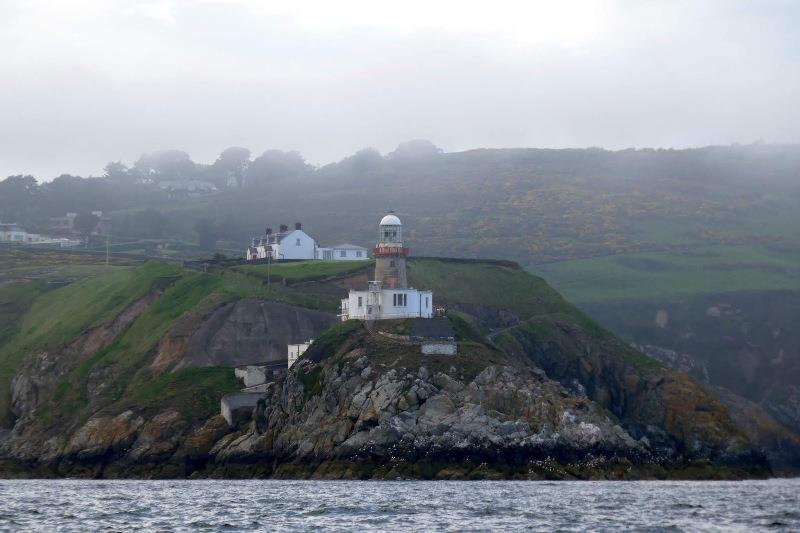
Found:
[246,223,370,262]
[246,223,316,261]
[340,213,433,321]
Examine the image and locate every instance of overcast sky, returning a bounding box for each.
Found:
[1,0,799,179]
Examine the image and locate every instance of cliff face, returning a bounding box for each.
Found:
[151,299,336,372]
[496,320,754,465]
[0,258,774,478]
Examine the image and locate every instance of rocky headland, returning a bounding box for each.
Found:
[0,257,779,479]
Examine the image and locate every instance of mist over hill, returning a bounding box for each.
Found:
[2,141,799,265]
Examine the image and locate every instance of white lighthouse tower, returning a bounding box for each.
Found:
[340,213,433,321]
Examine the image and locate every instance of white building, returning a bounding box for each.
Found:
[341,283,433,320]
[0,223,80,247]
[340,213,433,321]
[0,223,28,243]
[158,180,217,196]
[246,223,370,262]
[288,341,313,368]
[246,223,316,261]
[315,243,369,261]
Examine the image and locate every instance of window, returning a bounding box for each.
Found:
[392,294,396,306]
[340,250,346,257]
[426,297,429,308]
[394,293,406,306]
[389,260,395,267]
[403,294,407,306]
[356,251,362,257]
[358,296,362,307]
[295,238,301,246]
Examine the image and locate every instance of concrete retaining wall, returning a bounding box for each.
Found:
[421,342,457,355]
[221,392,264,426]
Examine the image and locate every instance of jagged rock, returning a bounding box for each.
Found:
[65,410,145,460]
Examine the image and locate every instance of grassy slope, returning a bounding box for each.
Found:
[408,258,659,368]
[49,271,232,423]
[2,254,664,430]
[0,263,182,424]
[233,260,372,282]
[408,258,571,319]
[534,245,800,304]
[0,258,380,427]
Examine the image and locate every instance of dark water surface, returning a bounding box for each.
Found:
[0,479,798,531]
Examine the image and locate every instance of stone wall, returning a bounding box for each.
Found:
[220,392,263,426]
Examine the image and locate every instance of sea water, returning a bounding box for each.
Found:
[0,478,798,531]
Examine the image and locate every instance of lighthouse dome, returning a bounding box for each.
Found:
[380,214,402,226]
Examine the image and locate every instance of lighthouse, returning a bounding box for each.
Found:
[373,212,408,289]
[340,213,433,321]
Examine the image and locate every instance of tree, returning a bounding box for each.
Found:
[0,175,39,222]
[247,150,312,187]
[388,139,442,160]
[341,147,385,175]
[73,212,100,241]
[103,161,130,181]
[212,147,251,189]
[134,150,196,182]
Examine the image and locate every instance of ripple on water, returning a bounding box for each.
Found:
[0,479,798,532]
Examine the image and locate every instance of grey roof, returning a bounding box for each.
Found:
[330,243,367,250]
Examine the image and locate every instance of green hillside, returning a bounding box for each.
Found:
[535,245,800,304]
[0,253,659,429]
[1,250,789,475]
[0,253,378,426]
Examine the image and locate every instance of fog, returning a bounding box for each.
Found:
[1,0,798,179]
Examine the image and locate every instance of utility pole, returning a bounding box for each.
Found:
[105,227,110,265]
[267,254,271,291]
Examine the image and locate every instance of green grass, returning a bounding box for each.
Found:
[302,320,365,364]
[0,262,182,425]
[232,260,372,284]
[117,367,239,420]
[408,258,572,319]
[0,282,48,349]
[534,245,800,304]
[51,271,230,421]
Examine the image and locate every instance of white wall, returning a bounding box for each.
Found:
[333,247,367,260]
[220,392,263,427]
[342,289,433,320]
[317,247,369,260]
[276,230,315,260]
[287,342,312,367]
[421,343,457,355]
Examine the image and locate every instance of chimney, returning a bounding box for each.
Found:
[280,224,288,233]
[295,222,302,230]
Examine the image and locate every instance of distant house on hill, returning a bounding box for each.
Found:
[0,222,80,247]
[0,223,28,242]
[158,180,217,198]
